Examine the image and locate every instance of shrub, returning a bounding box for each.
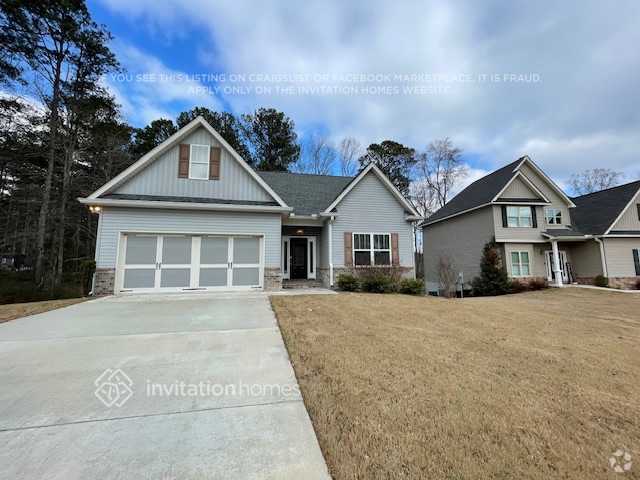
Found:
[594,275,609,287]
[471,239,511,296]
[528,278,548,291]
[360,273,396,293]
[336,273,359,292]
[636,279,640,290]
[399,278,424,295]
[509,279,527,294]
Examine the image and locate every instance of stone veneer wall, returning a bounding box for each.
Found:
[94,268,115,296]
[263,267,283,291]
[576,276,639,290]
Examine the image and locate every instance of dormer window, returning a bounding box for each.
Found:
[507,206,533,227]
[189,144,210,180]
[544,207,562,225]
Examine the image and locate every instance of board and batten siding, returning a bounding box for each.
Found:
[423,205,495,289]
[115,127,274,202]
[330,171,414,268]
[95,207,282,268]
[499,176,541,199]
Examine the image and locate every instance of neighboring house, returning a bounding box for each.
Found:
[423,156,640,292]
[79,116,420,295]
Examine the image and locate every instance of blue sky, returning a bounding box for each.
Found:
[88,0,640,186]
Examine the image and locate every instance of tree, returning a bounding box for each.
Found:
[418,138,467,210]
[295,134,335,174]
[569,168,624,195]
[131,119,177,158]
[471,239,511,296]
[241,108,300,171]
[358,140,416,196]
[338,137,361,176]
[176,107,253,165]
[437,255,458,298]
[0,0,119,285]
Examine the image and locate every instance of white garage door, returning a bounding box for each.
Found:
[119,233,263,292]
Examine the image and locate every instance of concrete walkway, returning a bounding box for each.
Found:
[0,293,330,479]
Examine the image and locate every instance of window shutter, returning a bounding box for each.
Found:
[633,249,640,275]
[391,233,400,266]
[501,206,508,228]
[344,232,353,266]
[209,147,221,180]
[636,204,640,220]
[178,144,190,178]
[531,206,538,228]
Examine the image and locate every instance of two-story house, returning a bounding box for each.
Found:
[423,156,640,292]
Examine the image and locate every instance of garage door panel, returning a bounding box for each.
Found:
[232,267,260,286]
[160,268,191,288]
[201,237,228,264]
[162,236,191,264]
[125,235,157,265]
[199,268,228,287]
[233,238,260,264]
[123,269,156,289]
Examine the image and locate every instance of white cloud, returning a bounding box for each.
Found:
[98,0,640,181]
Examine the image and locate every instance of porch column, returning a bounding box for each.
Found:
[328,217,334,286]
[551,239,563,287]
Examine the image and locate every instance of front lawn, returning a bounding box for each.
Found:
[272,289,640,479]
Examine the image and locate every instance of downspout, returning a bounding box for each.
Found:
[594,237,608,277]
[328,216,335,287]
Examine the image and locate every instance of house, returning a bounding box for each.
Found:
[78,116,420,295]
[422,156,640,292]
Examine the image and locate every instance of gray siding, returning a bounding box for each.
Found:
[423,205,495,289]
[493,205,548,241]
[498,176,541,199]
[331,171,414,268]
[566,241,603,277]
[96,207,281,268]
[518,163,572,229]
[602,238,640,277]
[611,190,640,231]
[115,127,274,202]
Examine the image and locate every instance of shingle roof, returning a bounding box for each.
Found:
[570,180,640,235]
[257,171,354,215]
[542,228,585,238]
[424,158,524,224]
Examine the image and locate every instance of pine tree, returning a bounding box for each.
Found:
[471,239,511,296]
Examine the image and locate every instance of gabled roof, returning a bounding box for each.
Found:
[423,156,574,226]
[570,180,640,235]
[84,116,289,208]
[257,171,353,215]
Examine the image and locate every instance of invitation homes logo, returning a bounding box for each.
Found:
[93,368,300,408]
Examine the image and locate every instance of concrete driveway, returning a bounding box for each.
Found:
[0,293,330,480]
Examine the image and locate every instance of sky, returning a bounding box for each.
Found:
[88,0,640,190]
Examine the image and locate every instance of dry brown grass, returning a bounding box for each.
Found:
[272,289,640,479]
[0,297,87,323]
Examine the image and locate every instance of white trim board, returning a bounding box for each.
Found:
[85,116,290,208]
[78,197,292,213]
[603,185,640,235]
[516,156,576,208]
[491,170,550,203]
[323,163,420,217]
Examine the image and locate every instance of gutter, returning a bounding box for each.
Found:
[594,237,609,277]
[78,197,293,213]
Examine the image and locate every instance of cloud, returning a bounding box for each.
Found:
[97,0,640,181]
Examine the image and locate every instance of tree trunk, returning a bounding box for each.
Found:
[34,56,63,286]
[53,146,72,287]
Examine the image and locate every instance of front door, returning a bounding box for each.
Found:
[290,238,308,279]
[545,250,569,283]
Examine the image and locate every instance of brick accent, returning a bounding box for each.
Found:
[94,268,115,296]
[264,267,282,291]
[576,276,640,290]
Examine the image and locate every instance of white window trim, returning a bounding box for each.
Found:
[544,207,562,225]
[352,232,392,267]
[507,206,533,228]
[189,144,210,180]
[510,251,531,277]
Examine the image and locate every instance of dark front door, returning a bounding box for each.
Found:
[290,238,307,279]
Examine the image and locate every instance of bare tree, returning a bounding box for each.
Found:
[438,255,458,298]
[338,137,361,176]
[418,138,468,209]
[569,168,624,195]
[295,134,335,174]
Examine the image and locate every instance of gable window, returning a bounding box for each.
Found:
[189,144,210,180]
[353,233,391,266]
[507,206,533,227]
[544,207,563,225]
[510,251,530,277]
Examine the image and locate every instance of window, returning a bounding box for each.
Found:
[637,204,640,221]
[189,144,210,180]
[544,207,562,225]
[510,251,530,277]
[353,233,391,266]
[507,206,533,227]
